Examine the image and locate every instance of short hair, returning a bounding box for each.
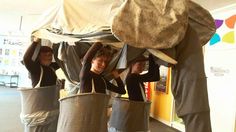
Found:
[131,55,148,64]
[94,45,114,59]
[40,46,53,53]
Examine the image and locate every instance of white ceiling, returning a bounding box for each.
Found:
[0,0,58,15]
[0,0,235,34]
[193,0,236,11]
[0,0,235,15]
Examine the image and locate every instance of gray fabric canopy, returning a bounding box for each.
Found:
[31,0,216,87]
[29,0,216,131]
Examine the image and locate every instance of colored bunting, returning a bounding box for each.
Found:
[215,19,224,29]
[210,33,221,45]
[225,15,236,29]
[222,31,234,44]
[210,14,235,46]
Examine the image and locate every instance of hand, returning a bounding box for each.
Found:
[111,70,119,79]
[31,36,41,43]
[168,63,175,67]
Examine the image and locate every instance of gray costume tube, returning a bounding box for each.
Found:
[57,93,110,132]
[109,98,151,132]
[18,85,60,132]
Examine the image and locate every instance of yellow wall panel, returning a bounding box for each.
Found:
[150,68,173,122]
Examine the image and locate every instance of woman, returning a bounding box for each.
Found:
[79,42,126,94]
[126,54,160,101]
[108,54,160,132]
[23,38,60,87]
[21,38,60,132]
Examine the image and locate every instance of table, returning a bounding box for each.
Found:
[0,74,19,88]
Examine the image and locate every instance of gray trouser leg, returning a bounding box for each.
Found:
[182,111,212,132]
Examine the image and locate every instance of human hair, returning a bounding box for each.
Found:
[130,55,148,64]
[125,55,148,81]
[39,46,53,53]
[94,45,114,59]
[36,46,53,62]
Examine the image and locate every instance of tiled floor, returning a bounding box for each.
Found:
[0,87,180,132]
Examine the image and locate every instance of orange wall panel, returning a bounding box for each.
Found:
[150,68,173,122]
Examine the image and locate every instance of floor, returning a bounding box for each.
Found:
[0,87,180,132]
[0,87,23,132]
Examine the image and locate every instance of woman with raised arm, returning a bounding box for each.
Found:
[126,54,160,101]
[79,42,126,94]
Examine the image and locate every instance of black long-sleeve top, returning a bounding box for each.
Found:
[23,42,59,87]
[79,43,126,94]
[126,55,160,101]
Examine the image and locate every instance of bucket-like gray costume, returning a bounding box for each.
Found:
[109,98,151,132]
[18,85,60,132]
[57,93,110,132]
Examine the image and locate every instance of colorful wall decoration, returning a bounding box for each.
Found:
[0,35,28,75]
[204,7,236,132]
[210,14,236,45]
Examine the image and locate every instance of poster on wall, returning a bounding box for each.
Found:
[155,66,170,94]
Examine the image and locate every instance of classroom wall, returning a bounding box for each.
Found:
[204,5,236,132]
[149,68,173,125]
[0,13,43,87]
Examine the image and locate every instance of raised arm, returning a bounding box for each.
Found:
[106,70,126,94]
[23,40,41,73]
[80,42,103,78]
[139,54,160,82]
[82,42,103,64]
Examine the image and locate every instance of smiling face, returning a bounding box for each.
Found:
[39,51,53,66]
[91,55,110,74]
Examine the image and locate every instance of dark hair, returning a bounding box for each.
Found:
[130,55,148,64]
[94,45,114,58]
[125,55,148,79]
[40,46,53,53]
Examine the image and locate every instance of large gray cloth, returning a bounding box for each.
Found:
[52,42,90,95]
[18,85,60,132]
[52,42,90,83]
[109,98,151,132]
[104,44,146,75]
[57,93,110,132]
[188,1,216,46]
[171,24,211,116]
[182,111,212,132]
[32,1,215,66]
